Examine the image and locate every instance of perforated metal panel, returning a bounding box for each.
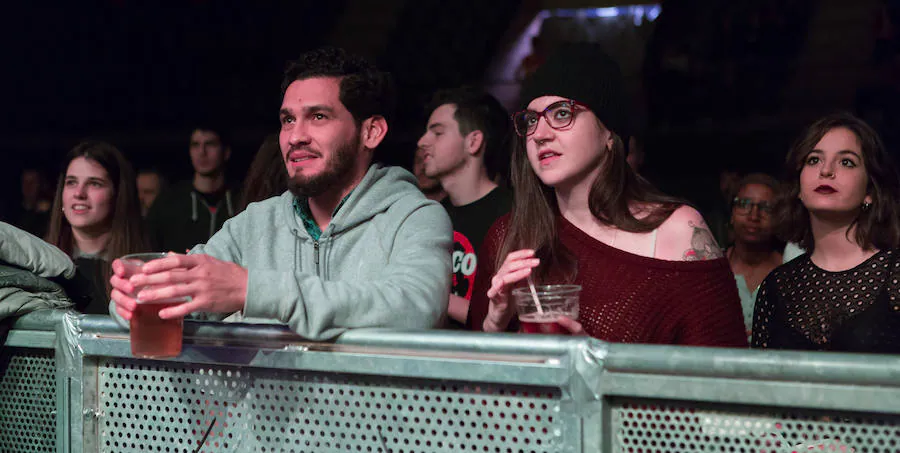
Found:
[610,397,900,452]
[98,358,568,453]
[0,348,57,452]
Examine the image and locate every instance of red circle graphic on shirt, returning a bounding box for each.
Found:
[451,231,477,300]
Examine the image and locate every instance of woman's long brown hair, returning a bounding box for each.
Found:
[498,122,682,282]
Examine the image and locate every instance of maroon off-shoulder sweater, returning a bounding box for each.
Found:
[466,214,749,347]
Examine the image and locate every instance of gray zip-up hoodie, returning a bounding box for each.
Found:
[115,164,452,340]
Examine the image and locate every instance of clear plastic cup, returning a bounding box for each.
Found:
[119,252,189,358]
[511,284,581,334]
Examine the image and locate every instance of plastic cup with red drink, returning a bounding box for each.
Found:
[512,284,581,334]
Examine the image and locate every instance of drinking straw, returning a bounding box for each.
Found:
[527,275,545,315]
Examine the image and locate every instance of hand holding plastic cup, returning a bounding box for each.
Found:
[511,284,581,334]
[119,252,190,358]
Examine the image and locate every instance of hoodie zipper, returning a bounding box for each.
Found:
[313,240,320,276]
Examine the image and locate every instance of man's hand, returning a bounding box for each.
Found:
[126,254,249,320]
[109,259,140,321]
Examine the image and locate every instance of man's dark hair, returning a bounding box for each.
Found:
[281,47,395,126]
[190,123,231,149]
[426,86,512,180]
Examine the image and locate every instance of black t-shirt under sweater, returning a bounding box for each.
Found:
[441,187,512,301]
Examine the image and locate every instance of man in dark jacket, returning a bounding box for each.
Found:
[145,126,237,252]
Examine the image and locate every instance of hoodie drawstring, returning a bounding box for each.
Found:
[190,191,198,222]
[225,190,234,217]
[290,229,302,272]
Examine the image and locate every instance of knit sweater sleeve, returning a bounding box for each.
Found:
[465,215,509,331]
[669,260,749,347]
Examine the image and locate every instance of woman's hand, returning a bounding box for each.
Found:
[483,249,540,332]
[556,316,586,335]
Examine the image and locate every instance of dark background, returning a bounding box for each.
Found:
[2,0,898,220]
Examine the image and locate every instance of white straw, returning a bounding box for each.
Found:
[527,275,545,315]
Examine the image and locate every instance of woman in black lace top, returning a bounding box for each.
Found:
[752,113,900,352]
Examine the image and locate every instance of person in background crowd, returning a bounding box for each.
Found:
[417,87,513,327]
[517,35,547,81]
[753,113,900,352]
[413,146,446,202]
[14,167,53,238]
[238,133,288,212]
[109,47,452,340]
[468,43,747,347]
[708,166,742,247]
[724,173,786,337]
[136,168,167,217]
[145,125,236,252]
[626,135,646,174]
[46,141,150,314]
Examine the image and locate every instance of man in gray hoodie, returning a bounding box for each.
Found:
[109,47,452,340]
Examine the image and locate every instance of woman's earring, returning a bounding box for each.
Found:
[863,201,872,211]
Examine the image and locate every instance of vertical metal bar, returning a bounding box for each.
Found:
[54,324,71,453]
[68,343,85,453]
[55,314,86,453]
[80,357,100,453]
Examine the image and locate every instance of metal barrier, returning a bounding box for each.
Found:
[4,310,900,452]
[599,344,900,452]
[0,310,60,453]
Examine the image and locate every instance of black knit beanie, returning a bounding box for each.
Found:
[518,43,630,139]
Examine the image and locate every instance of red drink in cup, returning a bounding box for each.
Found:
[519,314,570,334]
[512,285,581,335]
[130,300,185,358]
[120,253,190,358]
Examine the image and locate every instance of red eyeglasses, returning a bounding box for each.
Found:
[512,100,591,137]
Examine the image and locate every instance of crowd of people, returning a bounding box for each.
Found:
[4,44,900,354]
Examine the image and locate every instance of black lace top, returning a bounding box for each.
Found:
[751,249,900,353]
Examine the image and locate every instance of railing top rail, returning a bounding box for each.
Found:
[603,342,900,387]
[11,309,66,331]
[14,311,590,357]
[13,311,900,388]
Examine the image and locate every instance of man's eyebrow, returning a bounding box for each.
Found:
[428,122,445,131]
[303,105,336,114]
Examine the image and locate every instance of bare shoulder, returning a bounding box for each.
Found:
[656,205,724,261]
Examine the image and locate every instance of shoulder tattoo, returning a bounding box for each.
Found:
[683,220,723,261]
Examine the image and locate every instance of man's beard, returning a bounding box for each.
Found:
[287,135,359,198]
